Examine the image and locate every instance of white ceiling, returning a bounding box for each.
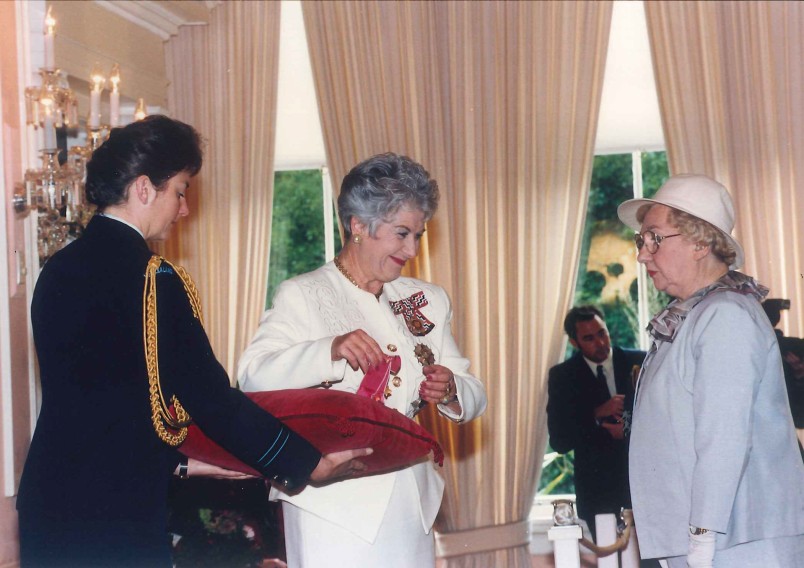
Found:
[274,0,665,170]
[275,0,326,170]
[595,1,664,155]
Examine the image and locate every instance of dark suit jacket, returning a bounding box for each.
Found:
[546,346,645,523]
[17,216,321,567]
[775,329,804,428]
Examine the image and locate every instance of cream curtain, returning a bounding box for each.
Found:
[303,2,612,565]
[646,1,804,335]
[163,1,281,379]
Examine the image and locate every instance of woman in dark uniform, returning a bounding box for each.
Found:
[16,116,367,567]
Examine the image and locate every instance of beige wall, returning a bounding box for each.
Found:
[0,1,31,564]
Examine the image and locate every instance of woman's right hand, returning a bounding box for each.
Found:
[594,394,624,421]
[331,329,384,373]
[309,448,374,485]
[184,458,257,480]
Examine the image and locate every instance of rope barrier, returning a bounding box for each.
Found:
[578,509,633,558]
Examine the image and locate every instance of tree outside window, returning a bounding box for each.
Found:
[266,170,341,308]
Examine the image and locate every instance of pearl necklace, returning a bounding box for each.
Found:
[333,256,382,300]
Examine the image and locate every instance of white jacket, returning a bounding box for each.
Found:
[237,262,487,543]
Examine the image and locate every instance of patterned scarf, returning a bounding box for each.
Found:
[647,271,769,343]
[624,271,768,437]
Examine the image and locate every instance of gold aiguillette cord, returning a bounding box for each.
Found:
[144,255,203,446]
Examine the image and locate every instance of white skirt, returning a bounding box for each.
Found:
[282,469,435,568]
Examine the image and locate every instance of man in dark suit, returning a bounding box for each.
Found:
[546,305,645,540]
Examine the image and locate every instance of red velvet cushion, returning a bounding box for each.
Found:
[179,389,443,477]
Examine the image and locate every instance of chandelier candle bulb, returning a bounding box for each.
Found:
[134,98,147,121]
[44,8,56,70]
[89,66,105,129]
[109,91,120,127]
[89,89,101,128]
[42,106,56,150]
[109,64,121,127]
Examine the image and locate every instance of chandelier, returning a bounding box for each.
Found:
[13,8,148,266]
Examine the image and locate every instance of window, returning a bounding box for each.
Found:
[538,150,670,497]
[266,169,341,307]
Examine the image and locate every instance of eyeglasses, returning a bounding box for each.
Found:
[633,230,681,254]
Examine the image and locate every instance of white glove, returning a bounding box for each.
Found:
[686,529,716,567]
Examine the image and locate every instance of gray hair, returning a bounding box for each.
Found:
[636,204,736,267]
[338,153,439,238]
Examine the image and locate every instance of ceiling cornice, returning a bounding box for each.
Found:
[94,0,218,41]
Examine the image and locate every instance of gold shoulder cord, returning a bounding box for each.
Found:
[144,255,205,446]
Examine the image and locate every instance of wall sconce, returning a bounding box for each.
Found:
[24,8,78,137]
[13,9,146,266]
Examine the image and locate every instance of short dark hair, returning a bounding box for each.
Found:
[337,152,439,238]
[85,115,203,210]
[563,305,604,341]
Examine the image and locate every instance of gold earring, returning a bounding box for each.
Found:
[353,234,362,244]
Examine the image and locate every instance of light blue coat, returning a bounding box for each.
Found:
[629,291,804,561]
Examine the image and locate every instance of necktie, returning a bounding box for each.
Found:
[596,365,611,397]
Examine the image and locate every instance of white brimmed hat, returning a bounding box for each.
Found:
[617,174,744,269]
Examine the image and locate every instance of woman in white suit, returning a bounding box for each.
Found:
[617,174,804,567]
[238,153,487,567]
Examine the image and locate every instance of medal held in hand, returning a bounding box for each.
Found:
[411,343,435,415]
[357,355,402,402]
[414,343,435,366]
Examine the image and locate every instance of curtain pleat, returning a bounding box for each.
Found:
[163,1,281,379]
[646,0,804,335]
[303,2,612,564]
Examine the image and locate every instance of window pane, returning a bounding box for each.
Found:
[538,447,575,494]
[576,154,639,349]
[640,151,672,313]
[641,151,669,199]
[267,170,341,307]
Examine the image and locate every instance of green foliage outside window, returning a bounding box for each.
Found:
[539,446,575,494]
[642,151,670,198]
[266,170,341,308]
[573,151,671,349]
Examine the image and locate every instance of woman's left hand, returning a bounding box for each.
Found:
[419,365,459,408]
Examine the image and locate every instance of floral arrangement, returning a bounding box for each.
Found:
[168,478,286,568]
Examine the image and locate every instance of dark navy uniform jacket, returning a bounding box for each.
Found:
[546,346,645,524]
[18,215,320,567]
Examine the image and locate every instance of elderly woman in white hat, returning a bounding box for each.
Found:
[617,174,804,567]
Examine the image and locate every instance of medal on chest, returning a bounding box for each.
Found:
[389,291,435,336]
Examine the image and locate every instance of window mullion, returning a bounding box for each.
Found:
[322,166,335,262]
[632,151,651,351]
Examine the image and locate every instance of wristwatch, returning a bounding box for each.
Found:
[689,526,709,535]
